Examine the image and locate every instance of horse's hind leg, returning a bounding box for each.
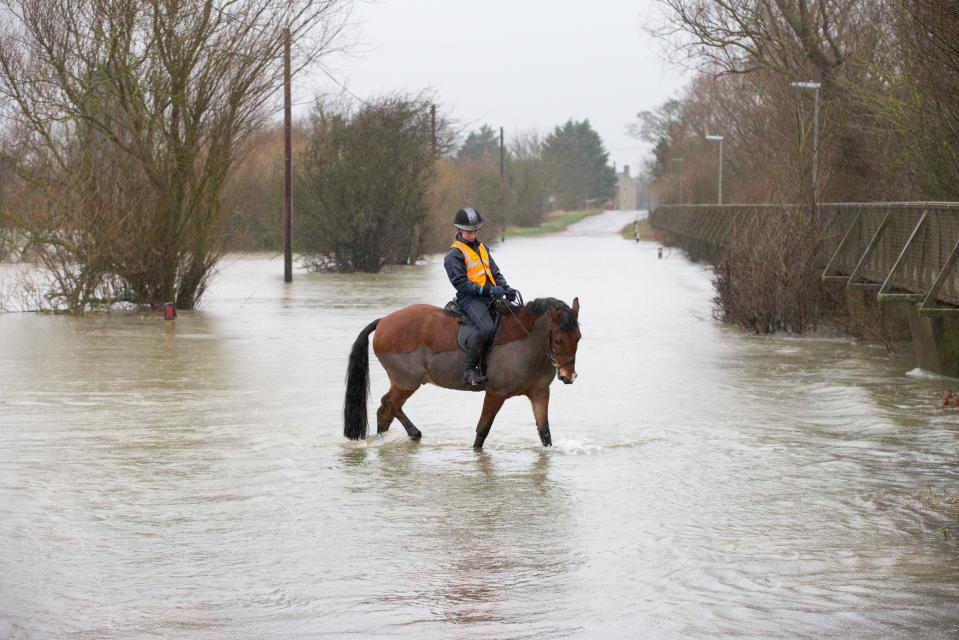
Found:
[376,384,421,439]
[394,407,421,440]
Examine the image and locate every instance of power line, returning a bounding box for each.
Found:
[311,65,370,106]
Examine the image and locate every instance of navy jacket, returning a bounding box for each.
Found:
[444,234,508,306]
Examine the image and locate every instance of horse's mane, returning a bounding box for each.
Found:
[524,297,579,331]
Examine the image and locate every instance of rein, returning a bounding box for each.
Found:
[502,299,531,337]
[500,297,575,368]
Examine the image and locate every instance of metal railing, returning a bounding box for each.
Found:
[650,202,959,316]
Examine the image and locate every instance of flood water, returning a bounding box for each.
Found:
[1,210,958,639]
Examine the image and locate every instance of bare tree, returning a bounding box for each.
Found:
[632,75,807,206]
[653,0,888,200]
[646,0,959,334]
[852,0,959,199]
[0,136,15,260]
[0,0,351,311]
[654,0,873,79]
[505,129,549,226]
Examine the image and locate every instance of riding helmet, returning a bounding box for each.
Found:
[453,207,484,231]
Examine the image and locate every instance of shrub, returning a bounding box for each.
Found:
[712,214,831,333]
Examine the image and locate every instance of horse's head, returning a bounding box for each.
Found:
[547,297,580,384]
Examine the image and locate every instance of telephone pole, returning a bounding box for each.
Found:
[430,104,437,157]
[283,27,293,283]
[499,126,505,180]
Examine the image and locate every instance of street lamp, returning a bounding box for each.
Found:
[790,80,821,201]
[705,135,724,204]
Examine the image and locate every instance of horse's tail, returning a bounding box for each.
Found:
[344,319,380,441]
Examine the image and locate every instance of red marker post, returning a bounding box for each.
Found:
[163,302,177,321]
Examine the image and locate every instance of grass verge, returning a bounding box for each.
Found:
[504,209,601,238]
[620,218,662,242]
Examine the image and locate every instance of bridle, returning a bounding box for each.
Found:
[500,297,576,369]
[546,327,576,369]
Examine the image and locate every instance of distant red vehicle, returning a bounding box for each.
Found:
[602,200,614,210]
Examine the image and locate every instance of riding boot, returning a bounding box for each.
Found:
[477,335,492,377]
[462,338,488,386]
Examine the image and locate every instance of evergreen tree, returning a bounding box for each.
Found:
[457,125,500,163]
[542,119,616,209]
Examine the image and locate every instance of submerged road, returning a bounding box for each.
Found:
[0,209,957,638]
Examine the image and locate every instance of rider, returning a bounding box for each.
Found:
[444,206,517,386]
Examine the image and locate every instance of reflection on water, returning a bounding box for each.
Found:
[362,448,574,633]
[1,211,958,639]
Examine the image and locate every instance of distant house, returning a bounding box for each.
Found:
[613,165,638,210]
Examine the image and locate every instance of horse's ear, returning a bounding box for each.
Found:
[572,297,579,318]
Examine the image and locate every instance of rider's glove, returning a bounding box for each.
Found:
[504,287,517,302]
[488,285,506,298]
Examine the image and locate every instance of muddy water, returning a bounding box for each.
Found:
[1,210,957,639]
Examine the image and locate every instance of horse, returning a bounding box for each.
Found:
[343,297,581,448]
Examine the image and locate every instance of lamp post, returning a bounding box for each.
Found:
[705,135,724,204]
[790,80,821,202]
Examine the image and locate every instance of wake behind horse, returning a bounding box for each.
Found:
[344,297,581,448]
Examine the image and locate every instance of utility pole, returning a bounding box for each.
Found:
[430,104,437,157]
[499,126,506,241]
[499,126,505,180]
[283,27,292,283]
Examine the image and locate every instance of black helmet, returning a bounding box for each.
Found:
[453,207,484,231]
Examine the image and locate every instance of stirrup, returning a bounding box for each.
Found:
[462,367,487,386]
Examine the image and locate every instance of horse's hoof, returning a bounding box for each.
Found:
[409,429,422,440]
[539,432,552,447]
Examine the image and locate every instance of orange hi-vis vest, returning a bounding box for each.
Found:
[451,240,497,288]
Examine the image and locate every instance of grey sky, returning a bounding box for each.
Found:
[305,0,689,175]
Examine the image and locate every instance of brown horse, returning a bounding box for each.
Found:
[343,297,581,448]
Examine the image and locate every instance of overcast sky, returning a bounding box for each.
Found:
[301,0,690,175]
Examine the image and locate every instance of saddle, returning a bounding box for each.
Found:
[444,300,501,353]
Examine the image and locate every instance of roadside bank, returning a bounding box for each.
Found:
[503,209,600,238]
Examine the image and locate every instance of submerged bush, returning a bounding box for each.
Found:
[711,214,835,334]
[296,95,437,272]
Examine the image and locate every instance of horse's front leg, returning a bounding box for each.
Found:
[473,392,507,449]
[529,387,551,446]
